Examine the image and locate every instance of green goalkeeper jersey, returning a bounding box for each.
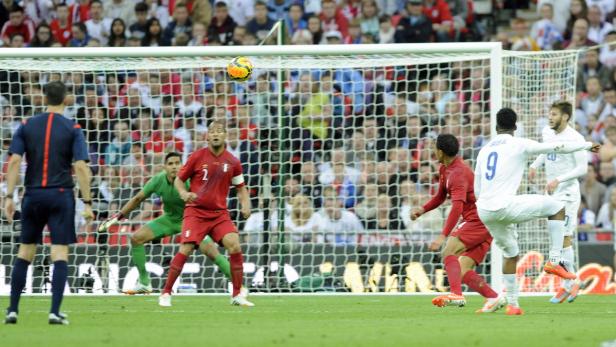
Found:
[142,171,187,222]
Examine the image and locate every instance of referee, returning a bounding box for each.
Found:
[3,81,93,325]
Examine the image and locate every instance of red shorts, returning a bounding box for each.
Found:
[181,211,237,244]
[450,220,493,265]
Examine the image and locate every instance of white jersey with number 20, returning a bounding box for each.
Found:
[474,133,591,211]
[529,126,587,202]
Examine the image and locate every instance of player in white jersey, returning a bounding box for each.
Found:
[474,108,600,315]
[528,101,586,304]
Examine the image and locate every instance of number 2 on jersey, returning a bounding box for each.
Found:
[202,168,209,181]
[485,152,498,180]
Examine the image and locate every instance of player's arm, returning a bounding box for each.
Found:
[429,175,467,251]
[440,176,467,238]
[546,150,588,194]
[73,160,93,223]
[410,173,446,220]
[237,185,251,219]
[175,177,196,202]
[473,156,482,198]
[523,138,599,155]
[4,124,26,223]
[3,154,22,223]
[71,124,94,222]
[528,154,545,183]
[175,152,199,202]
[119,191,147,217]
[98,189,148,232]
[556,150,588,183]
[233,161,251,219]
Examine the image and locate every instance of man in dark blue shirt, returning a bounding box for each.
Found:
[3,81,93,325]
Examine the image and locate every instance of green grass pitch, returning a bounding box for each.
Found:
[1,295,615,347]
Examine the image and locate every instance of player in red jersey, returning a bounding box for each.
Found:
[411,134,505,312]
[159,120,253,307]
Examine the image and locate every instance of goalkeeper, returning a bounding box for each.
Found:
[99,152,232,294]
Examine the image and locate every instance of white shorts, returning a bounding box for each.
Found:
[562,199,580,237]
[477,194,564,258]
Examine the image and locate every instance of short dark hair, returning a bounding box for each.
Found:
[379,14,391,23]
[289,4,303,11]
[162,94,174,105]
[165,152,182,162]
[10,5,24,14]
[436,134,459,157]
[44,81,67,106]
[72,22,87,34]
[496,107,517,131]
[551,100,573,121]
[214,1,227,8]
[135,2,148,12]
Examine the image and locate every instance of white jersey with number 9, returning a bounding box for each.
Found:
[474,133,592,212]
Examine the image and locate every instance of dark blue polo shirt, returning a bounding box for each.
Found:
[9,112,89,189]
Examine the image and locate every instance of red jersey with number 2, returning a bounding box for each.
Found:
[177,147,245,216]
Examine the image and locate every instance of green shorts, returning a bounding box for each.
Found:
[146,215,214,245]
[146,215,182,239]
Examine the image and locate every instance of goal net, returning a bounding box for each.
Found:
[0,45,578,295]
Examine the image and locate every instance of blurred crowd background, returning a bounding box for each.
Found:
[0,0,614,256]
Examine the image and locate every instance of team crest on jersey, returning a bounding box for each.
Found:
[202,164,208,169]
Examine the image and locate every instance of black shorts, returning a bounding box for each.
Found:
[20,188,76,245]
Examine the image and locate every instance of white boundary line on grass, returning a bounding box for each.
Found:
[0,292,555,297]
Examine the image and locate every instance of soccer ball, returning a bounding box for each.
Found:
[227,56,253,82]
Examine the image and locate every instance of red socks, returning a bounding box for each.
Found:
[230,252,244,297]
[443,255,463,295]
[163,253,188,294]
[462,270,498,299]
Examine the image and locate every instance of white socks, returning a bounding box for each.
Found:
[561,246,576,291]
[504,274,519,307]
[547,220,565,264]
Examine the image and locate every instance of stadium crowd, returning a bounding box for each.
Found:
[0,0,615,248]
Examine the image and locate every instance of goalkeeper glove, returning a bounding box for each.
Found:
[98,212,124,232]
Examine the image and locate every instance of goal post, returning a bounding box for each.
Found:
[0,43,579,295]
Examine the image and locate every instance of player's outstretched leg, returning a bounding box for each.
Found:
[126,226,157,295]
[159,244,193,307]
[432,237,465,308]
[551,236,582,303]
[222,233,253,307]
[544,209,576,280]
[5,245,35,325]
[49,244,70,325]
[457,256,505,313]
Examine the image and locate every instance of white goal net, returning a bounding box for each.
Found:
[0,45,578,294]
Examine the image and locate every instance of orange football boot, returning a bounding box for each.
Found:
[432,293,466,307]
[543,262,577,280]
[505,305,524,316]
